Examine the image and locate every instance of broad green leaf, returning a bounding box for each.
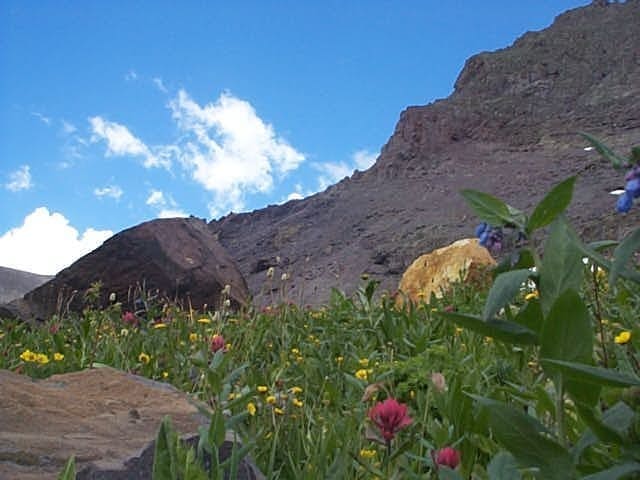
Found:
[514,298,544,336]
[438,467,465,480]
[540,289,598,406]
[573,236,640,284]
[539,217,584,314]
[610,228,640,287]
[208,408,226,449]
[153,416,178,480]
[527,177,576,234]
[573,401,629,448]
[487,451,521,480]
[582,462,640,480]
[540,359,640,388]
[483,269,532,320]
[588,240,618,252]
[436,311,539,345]
[470,396,574,480]
[460,189,525,229]
[579,132,629,169]
[57,456,76,480]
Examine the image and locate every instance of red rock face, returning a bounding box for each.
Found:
[210,1,640,306]
[10,217,248,321]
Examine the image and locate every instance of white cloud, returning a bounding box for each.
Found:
[0,207,112,275]
[169,89,305,216]
[287,192,304,201]
[5,165,33,192]
[94,185,123,200]
[153,77,168,93]
[145,189,187,218]
[314,149,378,191]
[89,116,169,169]
[125,70,138,81]
[61,120,77,135]
[31,112,51,125]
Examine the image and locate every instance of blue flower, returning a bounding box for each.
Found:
[616,191,633,213]
[475,222,489,238]
[626,178,640,198]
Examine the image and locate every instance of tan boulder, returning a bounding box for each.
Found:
[396,238,496,305]
[0,367,263,480]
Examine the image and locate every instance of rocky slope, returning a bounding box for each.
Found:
[0,267,51,304]
[210,0,640,306]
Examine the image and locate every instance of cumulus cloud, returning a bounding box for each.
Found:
[89,116,169,169]
[169,89,305,216]
[94,185,123,200]
[315,149,378,191]
[5,165,33,192]
[145,189,187,218]
[0,207,112,275]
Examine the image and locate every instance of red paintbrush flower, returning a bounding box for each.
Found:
[368,398,412,442]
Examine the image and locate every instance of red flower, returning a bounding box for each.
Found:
[210,334,225,353]
[121,311,137,325]
[368,398,412,442]
[434,446,461,469]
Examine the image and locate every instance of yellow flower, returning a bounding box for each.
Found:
[615,331,632,345]
[289,386,303,395]
[454,327,464,336]
[53,352,64,361]
[20,349,37,362]
[120,328,129,337]
[225,343,232,351]
[335,356,344,365]
[197,317,211,324]
[291,347,300,355]
[138,352,151,364]
[228,392,237,400]
[292,398,303,408]
[525,291,539,301]
[247,402,257,416]
[162,371,169,379]
[153,323,167,329]
[257,385,268,393]
[35,353,49,364]
[274,407,284,415]
[266,395,277,405]
[189,332,199,342]
[360,449,377,459]
[358,358,370,367]
[355,369,369,381]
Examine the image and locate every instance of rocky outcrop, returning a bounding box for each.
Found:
[0,266,51,304]
[4,217,248,321]
[0,367,263,480]
[210,0,640,306]
[396,238,496,306]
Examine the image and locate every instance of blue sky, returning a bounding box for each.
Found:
[0,1,589,275]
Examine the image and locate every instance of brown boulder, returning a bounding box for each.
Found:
[6,217,248,321]
[0,367,263,479]
[396,238,496,305]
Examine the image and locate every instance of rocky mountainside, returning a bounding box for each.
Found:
[0,266,51,304]
[210,0,640,306]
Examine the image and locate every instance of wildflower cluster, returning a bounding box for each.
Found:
[616,164,640,213]
[475,222,504,252]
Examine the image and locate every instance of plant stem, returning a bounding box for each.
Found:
[556,376,566,448]
[591,268,609,368]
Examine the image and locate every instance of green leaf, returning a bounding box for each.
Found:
[527,177,576,234]
[539,217,584,314]
[483,269,532,320]
[573,402,627,447]
[582,462,640,480]
[460,189,525,229]
[57,456,76,480]
[514,298,544,336]
[540,359,640,388]
[540,289,597,406]
[588,240,619,252]
[470,396,574,480]
[610,228,640,287]
[579,132,629,169]
[438,467,465,480]
[208,408,226,449]
[153,416,178,480]
[436,311,539,345]
[573,236,640,284]
[487,451,521,480]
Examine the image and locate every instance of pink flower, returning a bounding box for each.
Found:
[210,334,225,353]
[434,446,461,469]
[121,311,137,325]
[368,398,412,442]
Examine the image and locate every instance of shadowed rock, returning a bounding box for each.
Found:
[3,217,248,321]
[0,266,51,304]
[0,367,263,480]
